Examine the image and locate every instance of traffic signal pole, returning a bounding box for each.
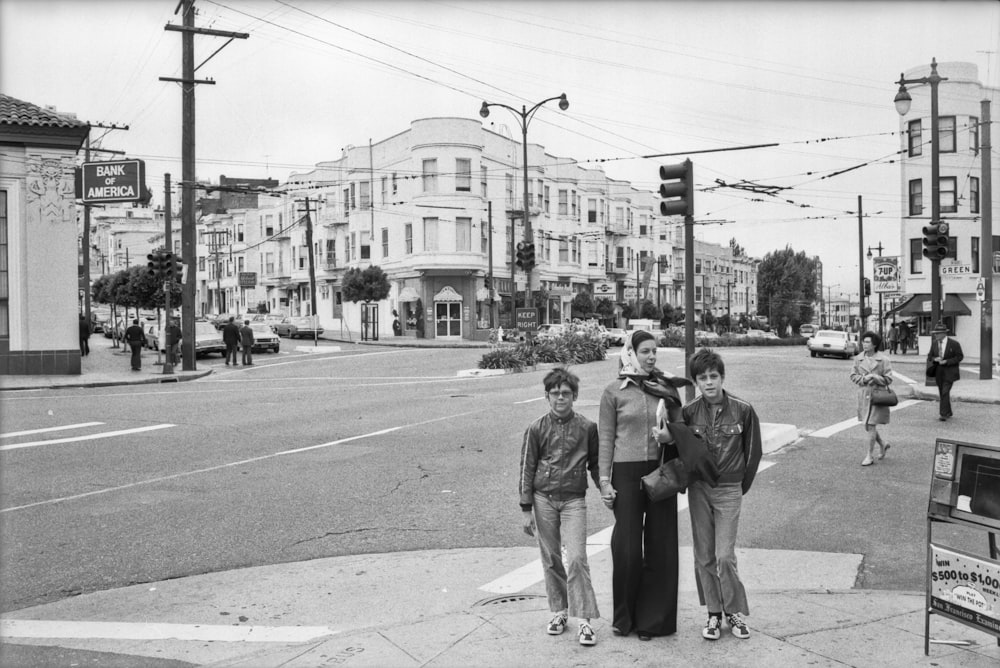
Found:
[162,173,174,374]
[659,159,695,401]
[979,98,993,380]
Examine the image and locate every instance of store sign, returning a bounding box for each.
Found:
[623,287,637,301]
[929,544,1000,637]
[77,159,147,204]
[941,263,973,276]
[238,272,257,288]
[873,257,899,293]
[593,282,615,297]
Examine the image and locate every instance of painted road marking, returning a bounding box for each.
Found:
[0,424,175,452]
[480,461,776,594]
[0,422,104,438]
[1,411,477,513]
[0,619,335,643]
[809,399,921,439]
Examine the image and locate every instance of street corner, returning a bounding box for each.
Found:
[761,423,799,454]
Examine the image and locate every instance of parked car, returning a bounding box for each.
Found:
[249,323,280,353]
[273,316,324,339]
[144,323,159,350]
[604,328,627,346]
[157,320,226,357]
[807,329,859,359]
[251,313,286,329]
[535,324,567,340]
[799,323,817,338]
[210,313,241,330]
[747,329,779,340]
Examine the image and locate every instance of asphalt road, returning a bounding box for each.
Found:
[1,344,996,613]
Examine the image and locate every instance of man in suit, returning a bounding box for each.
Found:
[222,316,241,366]
[927,321,963,421]
[124,319,145,371]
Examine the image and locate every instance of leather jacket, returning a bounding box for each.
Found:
[682,392,762,494]
[519,411,600,510]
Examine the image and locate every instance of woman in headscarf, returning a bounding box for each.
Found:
[598,329,688,640]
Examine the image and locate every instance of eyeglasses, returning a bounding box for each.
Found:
[547,390,574,399]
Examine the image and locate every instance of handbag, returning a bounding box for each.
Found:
[641,456,689,502]
[870,385,898,407]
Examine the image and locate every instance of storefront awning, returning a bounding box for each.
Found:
[886,293,971,317]
[398,286,420,302]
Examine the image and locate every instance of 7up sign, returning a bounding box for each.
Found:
[76,159,149,204]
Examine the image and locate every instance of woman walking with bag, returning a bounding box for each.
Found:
[850,331,894,466]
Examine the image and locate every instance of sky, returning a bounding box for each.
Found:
[2,0,999,295]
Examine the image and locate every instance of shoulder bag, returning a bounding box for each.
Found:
[641,454,689,502]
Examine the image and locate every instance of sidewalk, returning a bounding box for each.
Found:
[885,351,1000,405]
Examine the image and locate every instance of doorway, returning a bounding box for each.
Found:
[435,302,461,338]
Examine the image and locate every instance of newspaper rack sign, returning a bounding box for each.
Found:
[930,544,1000,637]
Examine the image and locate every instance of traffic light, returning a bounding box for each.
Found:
[516,241,527,269]
[523,243,536,272]
[864,278,871,297]
[171,256,185,283]
[160,252,175,279]
[146,251,164,278]
[658,159,694,217]
[922,222,949,260]
[484,276,491,289]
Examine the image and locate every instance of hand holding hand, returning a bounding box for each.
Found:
[522,510,536,537]
[600,480,617,509]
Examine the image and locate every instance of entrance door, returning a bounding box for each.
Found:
[435,302,461,338]
[361,303,379,341]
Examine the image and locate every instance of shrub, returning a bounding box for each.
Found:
[476,322,607,369]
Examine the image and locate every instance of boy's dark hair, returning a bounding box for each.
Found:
[688,347,725,379]
[861,330,881,348]
[543,367,579,396]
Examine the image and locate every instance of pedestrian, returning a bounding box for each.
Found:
[886,323,899,355]
[850,331,893,466]
[166,318,182,365]
[124,318,145,371]
[239,319,255,366]
[598,330,691,640]
[78,314,91,356]
[679,348,762,641]
[898,321,910,355]
[927,321,963,422]
[392,309,402,336]
[519,367,601,647]
[222,316,241,366]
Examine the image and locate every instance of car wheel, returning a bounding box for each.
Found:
[810,350,816,357]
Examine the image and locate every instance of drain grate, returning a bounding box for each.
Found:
[473,594,546,607]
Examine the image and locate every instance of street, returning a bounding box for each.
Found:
[1,343,998,615]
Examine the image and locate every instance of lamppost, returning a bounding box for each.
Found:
[656,256,669,312]
[479,94,569,305]
[725,279,735,332]
[867,242,885,345]
[894,58,947,327]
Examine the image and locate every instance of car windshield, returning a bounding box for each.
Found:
[250,324,273,334]
[291,317,314,326]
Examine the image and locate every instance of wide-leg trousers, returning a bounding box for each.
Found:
[688,480,749,615]
[533,493,600,620]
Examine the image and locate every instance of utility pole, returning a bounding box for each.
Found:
[298,197,319,346]
[162,173,174,374]
[161,0,248,370]
[979,98,993,379]
[487,201,495,329]
[857,195,865,333]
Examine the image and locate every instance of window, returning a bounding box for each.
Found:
[381,177,387,204]
[558,189,568,215]
[455,158,471,192]
[423,217,438,251]
[571,190,577,217]
[422,159,438,193]
[940,176,957,213]
[695,258,702,274]
[456,217,471,252]
[481,222,488,254]
[972,236,979,273]
[695,285,702,302]
[615,246,625,268]
[970,176,979,214]
[325,239,336,267]
[970,116,979,154]
[381,228,389,258]
[0,190,6,337]
[946,236,957,260]
[559,239,569,263]
[237,224,244,242]
[588,199,597,223]
[615,207,624,227]
[359,181,370,210]
[350,232,356,260]
[481,165,488,198]
[908,179,922,216]
[349,184,356,210]
[265,252,275,275]
[343,187,351,215]
[392,172,398,195]
[543,185,550,213]
[907,119,922,157]
[536,179,543,210]
[940,116,956,153]
[505,173,513,203]
[404,223,413,254]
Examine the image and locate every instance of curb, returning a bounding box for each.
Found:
[0,369,213,392]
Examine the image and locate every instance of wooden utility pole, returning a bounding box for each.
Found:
[163,173,175,374]
[161,0,247,369]
[979,99,993,379]
[298,197,319,346]
[857,195,865,332]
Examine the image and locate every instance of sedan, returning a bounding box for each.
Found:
[808,330,858,359]
[249,323,280,353]
[604,328,627,346]
[273,316,324,339]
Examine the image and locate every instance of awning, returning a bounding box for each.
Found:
[886,293,971,317]
[398,286,420,302]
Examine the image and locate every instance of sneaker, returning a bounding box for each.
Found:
[578,622,596,646]
[702,615,721,640]
[727,613,750,639]
[547,612,567,635]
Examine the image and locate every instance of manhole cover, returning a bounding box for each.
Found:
[473,594,546,607]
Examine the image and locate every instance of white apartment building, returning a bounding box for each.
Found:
[891,61,999,356]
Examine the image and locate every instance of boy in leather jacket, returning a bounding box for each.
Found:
[519,367,601,646]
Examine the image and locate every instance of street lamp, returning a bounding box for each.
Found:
[867,242,885,344]
[479,93,569,304]
[895,58,947,327]
[656,256,669,311]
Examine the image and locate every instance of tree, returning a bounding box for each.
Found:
[571,290,595,319]
[594,298,615,323]
[758,245,819,335]
[638,299,659,320]
[342,266,390,304]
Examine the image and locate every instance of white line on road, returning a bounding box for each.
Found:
[807,399,921,439]
[0,619,336,643]
[1,411,477,513]
[0,424,175,452]
[479,462,776,594]
[0,422,104,438]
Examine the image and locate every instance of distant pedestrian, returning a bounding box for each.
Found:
[850,331,893,466]
[222,316,241,366]
[887,323,899,355]
[166,318,182,365]
[898,321,911,355]
[519,367,601,647]
[392,309,402,336]
[239,319,255,366]
[680,348,761,642]
[78,314,91,356]
[927,321,963,422]
[124,319,145,371]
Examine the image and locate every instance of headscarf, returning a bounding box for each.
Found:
[618,329,691,407]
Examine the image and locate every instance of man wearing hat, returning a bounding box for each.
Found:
[926,321,963,421]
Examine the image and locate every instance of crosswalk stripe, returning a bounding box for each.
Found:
[0,422,104,438]
[0,424,175,452]
[0,619,336,643]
